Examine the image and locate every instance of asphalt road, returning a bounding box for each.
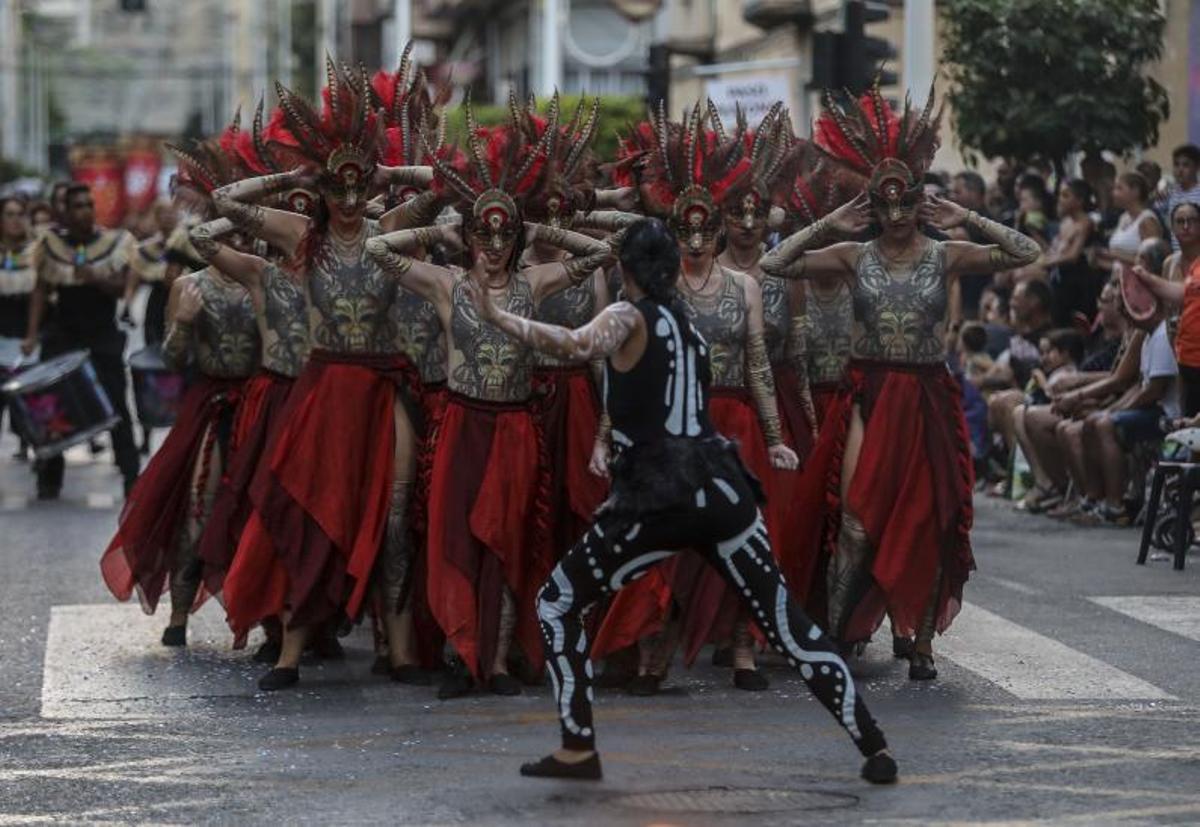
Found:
[3,432,1200,826]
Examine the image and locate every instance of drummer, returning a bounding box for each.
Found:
[0,196,35,460]
[22,183,141,499]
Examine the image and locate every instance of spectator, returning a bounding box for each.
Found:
[1162,201,1200,284]
[1042,179,1098,324]
[1080,276,1131,374]
[1163,144,1200,251]
[28,201,52,233]
[958,322,994,387]
[979,285,1013,358]
[950,170,993,316]
[1137,160,1163,196]
[1077,289,1178,525]
[1012,327,1086,511]
[1097,172,1163,270]
[1130,243,1200,417]
[1014,173,1052,249]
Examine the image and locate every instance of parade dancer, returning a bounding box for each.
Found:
[100,127,261,645]
[592,103,798,693]
[366,110,614,698]
[0,197,36,459]
[761,85,1040,678]
[22,183,141,499]
[462,216,896,783]
[213,62,435,690]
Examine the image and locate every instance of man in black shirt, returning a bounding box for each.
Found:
[23,184,140,498]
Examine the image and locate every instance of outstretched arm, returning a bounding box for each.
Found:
[212,169,311,257]
[760,194,870,281]
[189,217,268,290]
[926,196,1041,274]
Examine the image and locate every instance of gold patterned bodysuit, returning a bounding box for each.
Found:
[258,264,309,378]
[805,280,854,384]
[851,240,948,365]
[306,219,400,354]
[447,272,536,403]
[533,279,597,369]
[390,286,447,384]
[680,267,747,388]
[191,269,260,378]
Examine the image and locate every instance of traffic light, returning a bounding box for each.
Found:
[808,1,898,94]
[647,43,671,112]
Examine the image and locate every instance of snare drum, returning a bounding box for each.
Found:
[129,346,185,428]
[2,350,121,459]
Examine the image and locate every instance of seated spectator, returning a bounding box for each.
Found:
[1077,291,1178,525]
[1012,328,1086,511]
[1080,277,1132,375]
[959,322,994,388]
[1015,173,1052,249]
[950,170,994,315]
[1161,144,1200,251]
[979,285,1013,358]
[1130,241,1200,416]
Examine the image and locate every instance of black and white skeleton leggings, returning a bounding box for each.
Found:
[537,471,888,756]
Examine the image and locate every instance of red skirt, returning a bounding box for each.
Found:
[221,350,421,637]
[812,381,841,426]
[536,365,609,551]
[592,387,779,664]
[813,360,975,642]
[100,374,245,614]
[198,369,293,599]
[425,393,550,680]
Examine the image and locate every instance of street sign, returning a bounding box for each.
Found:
[704,75,792,126]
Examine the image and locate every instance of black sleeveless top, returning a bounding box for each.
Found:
[605,298,715,450]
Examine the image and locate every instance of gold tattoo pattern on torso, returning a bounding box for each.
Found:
[259,264,310,377]
[390,285,447,384]
[851,240,948,364]
[532,279,596,368]
[448,272,536,402]
[805,280,854,383]
[193,269,260,378]
[759,274,792,365]
[306,219,400,354]
[680,266,748,388]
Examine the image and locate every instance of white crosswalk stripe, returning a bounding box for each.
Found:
[938,603,1175,701]
[1090,596,1200,644]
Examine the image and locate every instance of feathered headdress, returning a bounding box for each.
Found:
[167,110,252,198]
[509,91,601,228]
[273,56,381,202]
[813,79,942,220]
[619,99,751,249]
[370,41,451,196]
[222,98,320,217]
[774,138,862,228]
[712,102,794,228]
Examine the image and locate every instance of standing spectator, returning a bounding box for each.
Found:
[950,171,993,316]
[979,285,1013,358]
[1137,160,1163,196]
[1097,173,1163,269]
[1014,173,1052,249]
[1163,144,1200,251]
[1130,248,1200,417]
[1162,201,1200,284]
[1042,179,1098,324]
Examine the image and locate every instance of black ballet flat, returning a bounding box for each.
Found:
[711,646,734,668]
[437,669,474,700]
[733,668,770,692]
[391,664,432,686]
[160,626,186,647]
[257,667,300,692]
[519,752,603,781]
[627,674,663,697]
[252,639,282,664]
[908,653,938,681]
[861,750,898,784]
[489,673,523,696]
[892,636,915,660]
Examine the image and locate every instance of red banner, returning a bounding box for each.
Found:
[123,145,162,215]
[70,150,125,228]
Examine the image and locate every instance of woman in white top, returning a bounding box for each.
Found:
[1097,172,1163,269]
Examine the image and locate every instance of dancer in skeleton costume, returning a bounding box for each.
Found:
[458,217,894,783]
[0,197,37,459]
[100,125,260,646]
[211,62,436,691]
[23,183,141,499]
[761,85,1040,678]
[366,110,614,698]
[591,103,798,693]
[180,102,317,662]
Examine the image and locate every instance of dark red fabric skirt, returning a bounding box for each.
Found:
[537,365,609,552]
[812,381,841,426]
[221,350,421,637]
[425,393,550,680]
[100,374,245,614]
[198,369,293,599]
[811,360,975,642]
[592,388,780,664]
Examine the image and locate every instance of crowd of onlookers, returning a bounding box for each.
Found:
[938,143,1200,529]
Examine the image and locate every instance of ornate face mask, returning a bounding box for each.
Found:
[533,189,575,231]
[282,187,317,217]
[869,158,922,222]
[322,147,374,208]
[725,192,768,231]
[471,189,520,253]
[672,186,720,254]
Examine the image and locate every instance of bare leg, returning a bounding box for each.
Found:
[1013,405,1054,493]
[167,423,222,632]
[1025,406,1069,491]
[276,612,310,669]
[378,401,419,669]
[1058,419,1091,499]
[828,405,872,642]
[1093,413,1128,509]
[1079,414,1109,501]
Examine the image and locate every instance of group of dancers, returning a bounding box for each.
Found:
[12,48,1044,783]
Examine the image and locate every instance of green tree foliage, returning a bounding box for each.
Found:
[939,0,1169,171]
[441,94,647,167]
